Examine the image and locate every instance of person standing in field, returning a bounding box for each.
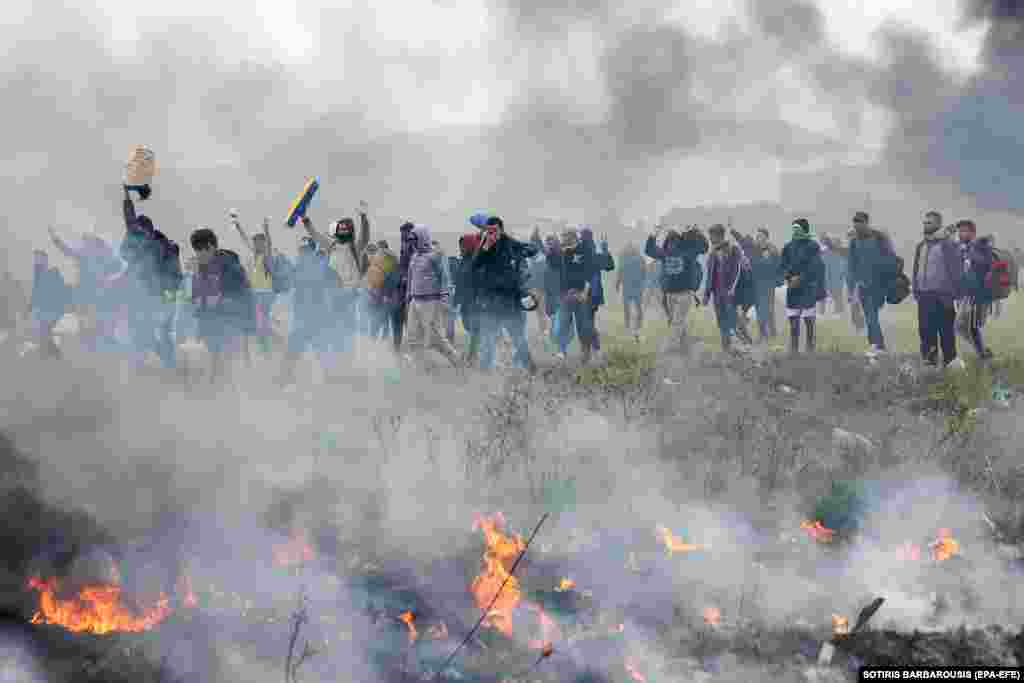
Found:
[911,211,962,368]
[616,240,647,343]
[779,219,825,355]
[645,225,708,355]
[847,211,898,357]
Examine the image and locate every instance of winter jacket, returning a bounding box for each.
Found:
[736,235,782,294]
[192,250,254,328]
[30,265,69,321]
[911,234,962,303]
[616,248,647,298]
[121,198,183,299]
[848,229,897,298]
[471,235,535,312]
[526,240,548,293]
[397,222,416,301]
[553,244,594,294]
[407,225,450,303]
[703,240,746,305]
[779,238,826,310]
[644,231,708,293]
[960,236,995,304]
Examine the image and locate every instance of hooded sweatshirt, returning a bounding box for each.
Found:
[645,230,708,293]
[960,235,995,304]
[407,224,450,303]
[779,233,825,310]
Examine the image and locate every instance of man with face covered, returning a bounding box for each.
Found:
[301,202,371,367]
[551,228,595,363]
[471,216,537,372]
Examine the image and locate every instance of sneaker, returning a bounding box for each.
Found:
[865,345,882,358]
[555,352,567,363]
[945,358,966,371]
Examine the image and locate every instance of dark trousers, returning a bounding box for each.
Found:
[917,293,956,365]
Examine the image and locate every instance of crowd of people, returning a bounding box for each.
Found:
[4,187,1018,384]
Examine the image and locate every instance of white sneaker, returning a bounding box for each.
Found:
[555,352,567,362]
[946,358,966,372]
[865,345,882,358]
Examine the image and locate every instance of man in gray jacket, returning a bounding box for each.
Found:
[912,211,963,367]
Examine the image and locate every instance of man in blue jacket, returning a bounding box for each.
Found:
[847,211,898,356]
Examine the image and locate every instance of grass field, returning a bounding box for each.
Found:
[590,289,1024,369]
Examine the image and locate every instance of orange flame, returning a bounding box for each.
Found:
[398,611,418,643]
[625,658,647,682]
[703,606,721,626]
[800,520,835,543]
[655,525,706,556]
[930,528,960,561]
[272,528,315,568]
[832,614,850,636]
[470,513,525,636]
[896,542,922,562]
[556,578,575,592]
[27,575,172,634]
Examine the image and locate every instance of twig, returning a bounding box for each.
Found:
[431,512,550,681]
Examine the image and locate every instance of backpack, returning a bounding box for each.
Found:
[988,247,1016,300]
[153,232,183,294]
[886,255,910,304]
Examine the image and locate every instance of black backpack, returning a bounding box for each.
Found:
[152,231,183,294]
[887,256,910,305]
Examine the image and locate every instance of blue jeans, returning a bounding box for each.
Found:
[714,299,737,346]
[558,295,593,354]
[478,305,531,371]
[861,290,886,349]
[130,296,177,368]
[753,288,772,340]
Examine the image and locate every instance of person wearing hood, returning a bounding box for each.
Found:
[404,224,461,368]
[301,203,371,364]
[645,225,708,354]
[951,219,994,360]
[912,211,963,367]
[472,216,536,372]
[29,250,70,359]
[579,227,615,353]
[552,228,596,363]
[616,240,647,343]
[117,186,183,369]
[703,224,749,353]
[779,219,826,355]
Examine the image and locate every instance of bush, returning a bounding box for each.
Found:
[575,347,657,422]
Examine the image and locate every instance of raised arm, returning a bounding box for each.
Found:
[355,201,371,256]
[301,216,333,253]
[122,185,137,231]
[47,227,79,259]
[262,216,272,255]
[231,212,253,253]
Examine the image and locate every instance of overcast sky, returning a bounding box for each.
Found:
[0,0,1017,270]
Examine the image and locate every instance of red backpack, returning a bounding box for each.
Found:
[988,247,1016,300]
